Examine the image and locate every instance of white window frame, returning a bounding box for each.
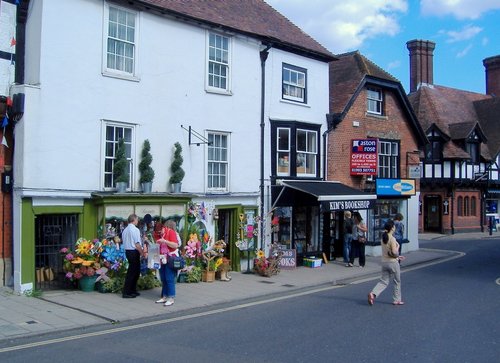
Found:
[367,87,383,115]
[207,132,230,192]
[103,3,139,81]
[206,32,231,94]
[102,121,136,191]
[378,140,399,178]
[277,128,291,176]
[282,63,307,103]
[296,129,317,176]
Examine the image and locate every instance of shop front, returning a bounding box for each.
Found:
[271,181,376,264]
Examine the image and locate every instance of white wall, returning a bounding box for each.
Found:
[18,0,269,195]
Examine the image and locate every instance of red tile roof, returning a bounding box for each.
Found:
[408,85,495,159]
[329,51,399,114]
[136,0,335,60]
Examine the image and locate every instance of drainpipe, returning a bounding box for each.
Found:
[259,44,271,250]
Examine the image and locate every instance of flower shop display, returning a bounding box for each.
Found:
[253,243,283,277]
[61,234,161,293]
[179,232,203,283]
[60,238,105,291]
[201,238,225,282]
[215,256,232,281]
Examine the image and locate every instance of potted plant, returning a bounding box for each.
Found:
[139,139,155,193]
[169,142,185,193]
[113,138,129,192]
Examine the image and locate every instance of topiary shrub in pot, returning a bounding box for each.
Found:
[113,138,129,192]
[169,142,185,193]
[139,139,155,193]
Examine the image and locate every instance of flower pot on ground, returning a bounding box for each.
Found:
[169,142,185,192]
[113,138,129,192]
[202,270,215,282]
[139,139,155,193]
[79,275,97,292]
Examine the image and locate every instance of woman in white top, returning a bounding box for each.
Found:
[368,219,406,306]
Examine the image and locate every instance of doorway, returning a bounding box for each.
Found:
[217,208,239,271]
[424,195,442,232]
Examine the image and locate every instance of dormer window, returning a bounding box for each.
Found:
[425,130,443,162]
[466,130,480,164]
[367,87,383,115]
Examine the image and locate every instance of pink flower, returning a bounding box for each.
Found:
[60,247,68,253]
[65,272,73,279]
[65,253,74,261]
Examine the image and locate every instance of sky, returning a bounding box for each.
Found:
[265,0,500,94]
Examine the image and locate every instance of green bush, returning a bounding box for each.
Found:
[139,139,155,183]
[169,142,185,184]
[113,138,129,184]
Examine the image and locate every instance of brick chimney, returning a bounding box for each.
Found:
[483,55,500,97]
[406,39,436,93]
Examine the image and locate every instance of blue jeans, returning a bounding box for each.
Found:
[159,264,176,298]
[343,233,352,263]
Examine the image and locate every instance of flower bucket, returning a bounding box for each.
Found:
[202,270,215,282]
[79,275,97,292]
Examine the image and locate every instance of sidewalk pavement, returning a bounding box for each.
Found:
[1,231,497,342]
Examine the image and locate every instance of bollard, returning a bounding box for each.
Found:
[489,216,493,236]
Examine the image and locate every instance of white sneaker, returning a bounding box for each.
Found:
[164,298,174,306]
[155,297,167,304]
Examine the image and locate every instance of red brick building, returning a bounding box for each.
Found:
[327,51,427,255]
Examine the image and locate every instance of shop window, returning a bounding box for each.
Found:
[277,128,290,176]
[371,200,401,243]
[271,121,320,178]
[296,129,317,176]
[457,196,463,216]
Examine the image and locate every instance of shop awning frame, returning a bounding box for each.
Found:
[272,180,377,210]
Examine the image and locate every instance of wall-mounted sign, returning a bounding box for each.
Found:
[408,165,421,179]
[350,139,378,175]
[321,199,375,211]
[376,179,416,196]
[443,199,449,215]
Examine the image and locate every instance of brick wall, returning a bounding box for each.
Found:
[327,87,421,193]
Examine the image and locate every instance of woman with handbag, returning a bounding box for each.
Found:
[348,213,368,267]
[368,219,406,306]
[155,220,180,307]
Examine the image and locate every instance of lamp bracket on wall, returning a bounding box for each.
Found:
[181,125,212,146]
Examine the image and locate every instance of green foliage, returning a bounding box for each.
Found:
[185,266,202,283]
[139,139,155,183]
[137,272,161,290]
[24,288,43,298]
[169,142,185,184]
[113,138,129,184]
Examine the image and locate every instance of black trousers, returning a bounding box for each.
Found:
[349,239,366,267]
[123,250,140,295]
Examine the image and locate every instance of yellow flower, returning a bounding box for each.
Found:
[81,260,93,267]
[257,249,265,259]
[215,258,223,270]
